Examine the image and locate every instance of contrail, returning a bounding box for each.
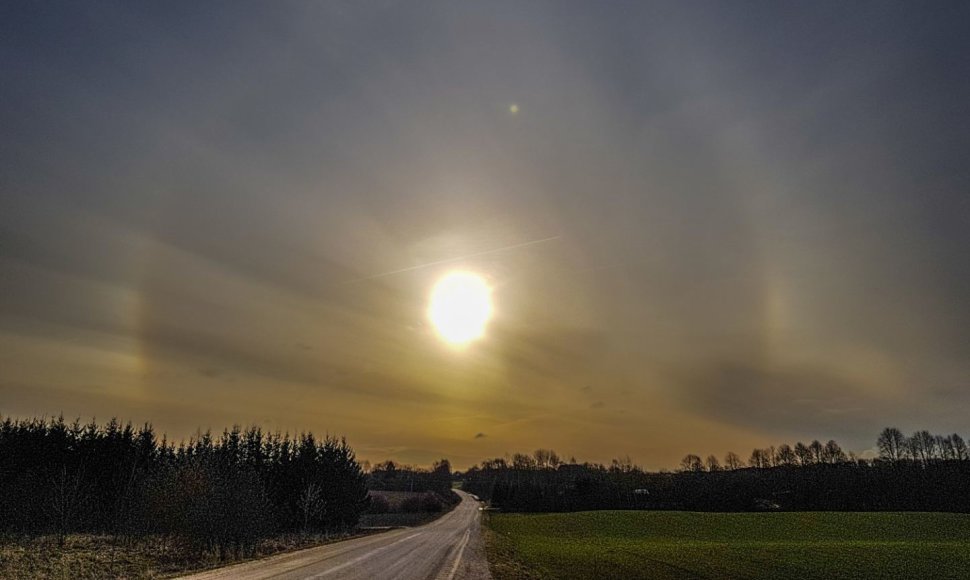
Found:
[344,235,561,283]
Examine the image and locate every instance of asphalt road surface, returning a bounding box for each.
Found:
[179,490,491,580]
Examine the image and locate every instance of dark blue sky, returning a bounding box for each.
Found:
[1,2,968,467]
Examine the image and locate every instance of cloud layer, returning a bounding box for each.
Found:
[1,2,968,468]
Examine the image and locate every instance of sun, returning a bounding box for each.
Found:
[428,271,493,345]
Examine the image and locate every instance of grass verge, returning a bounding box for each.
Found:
[483,514,549,580]
[0,531,370,579]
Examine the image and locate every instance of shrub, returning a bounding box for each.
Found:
[367,495,391,514]
[399,495,425,513]
[422,493,443,513]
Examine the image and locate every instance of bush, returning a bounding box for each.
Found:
[422,493,443,513]
[399,495,425,513]
[367,495,391,514]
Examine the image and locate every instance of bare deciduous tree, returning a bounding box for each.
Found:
[611,456,635,473]
[47,465,85,546]
[298,483,324,535]
[512,453,536,470]
[822,440,847,464]
[809,440,824,464]
[723,452,743,470]
[749,448,772,469]
[909,430,937,464]
[680,454,703,473]
[952,434,967,461]
[937,435,955,460]
[705,455,721,472]
[775,444,796,466]
[534,449,561,469]
[877,427,906,463]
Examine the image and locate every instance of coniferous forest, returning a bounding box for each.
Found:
[0,415,368,558]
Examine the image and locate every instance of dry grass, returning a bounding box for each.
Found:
[0,535,185,580]
[0,532,369,579]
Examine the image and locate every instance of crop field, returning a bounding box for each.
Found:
[486,511,970,579]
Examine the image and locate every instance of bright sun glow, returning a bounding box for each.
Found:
[429,271,493,345]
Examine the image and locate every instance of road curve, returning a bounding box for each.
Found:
[178,490,491,580]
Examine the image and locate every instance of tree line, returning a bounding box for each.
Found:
[462,429,970,513]
[364,459,459,515]
[679,428,967,472]
[0,415,368,558]
[366,459,454,496]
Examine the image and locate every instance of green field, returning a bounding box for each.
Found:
[486,511,970,579]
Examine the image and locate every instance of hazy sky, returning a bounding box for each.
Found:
[2,2,968,469]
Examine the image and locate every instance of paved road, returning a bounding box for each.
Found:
[179,490,491,580]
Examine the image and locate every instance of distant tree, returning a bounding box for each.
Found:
[432,458,452,479]
[809,440,824,464]
[723,452,743,470]
[904,434,920,461]
[775,444,797,466]
[822,440,847,464]
[512,453,536,470]
[877,428,906,463]
[921,431,939,460]
[910,430,937,463]
[549,450,561,468]
[705,455,721,472]
[534,449,552,468]
[749,449,761,468]
[749,448,772,469]
[533,449,561,469]
[611,456,635,473]
[481,458,508,470]
[794,442,812,466]
[680,454,704,473]
[376,460,398,473]
[937,435,955,460]
[952,434,968,461]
